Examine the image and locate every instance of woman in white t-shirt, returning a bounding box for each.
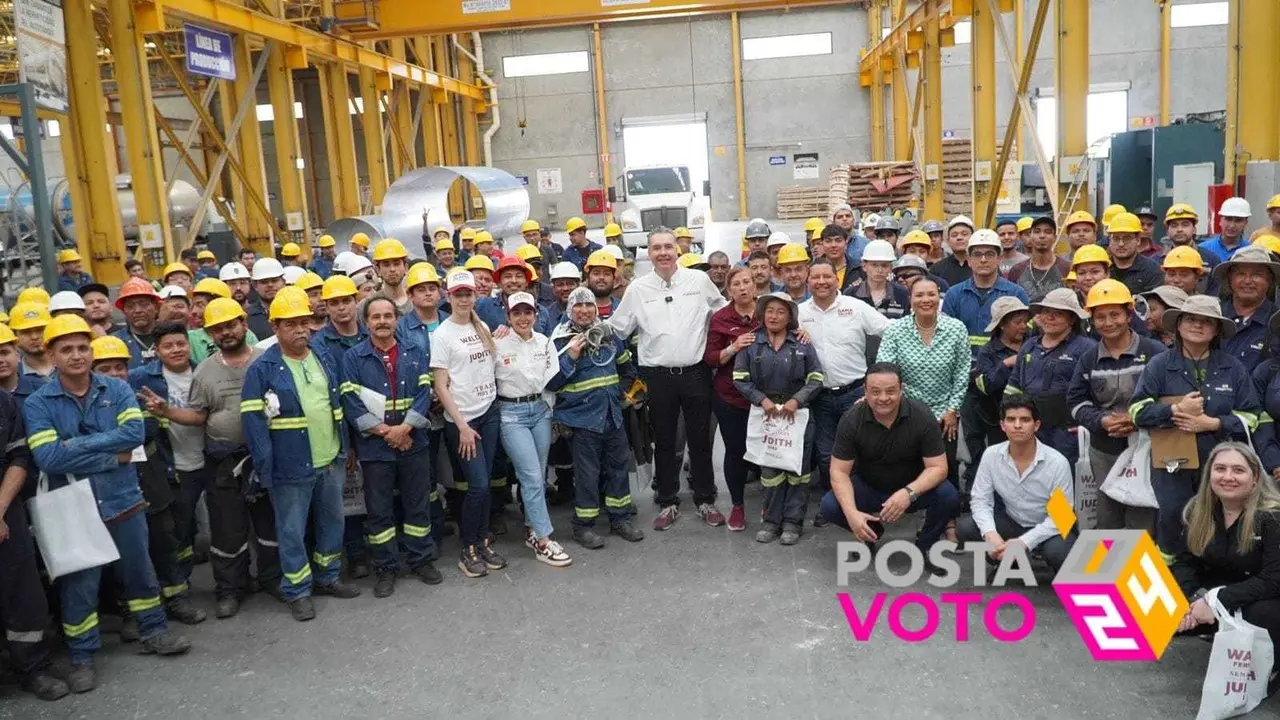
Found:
[431,270,504,579]
[493,291,571,568]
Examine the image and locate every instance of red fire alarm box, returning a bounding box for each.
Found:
[1206,183,1235,235]
[581,189,605,215]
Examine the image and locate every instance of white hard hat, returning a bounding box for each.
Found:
[550,261,581,281]
[766,231,792,248]
[250,257,285,281]
[345,255,374,276]
[48,290,86,313]
[967,228,1003,251]
[602,244,625,261]
[331,251,355,275]
[861,239,897,263]
[219,262,250,281]
[159,285,188,301]
[948,215,975,231]
[862,213,880,229]
[1220,197,1251,218]
[282,266,307,285]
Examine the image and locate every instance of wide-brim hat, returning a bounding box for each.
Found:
[754,291,799,332]
[1029,287,1088,320]
[1163,294,1237,339]
[1139,285,1189,310]
[1210,245,1280,285]
[985,296,1032,332]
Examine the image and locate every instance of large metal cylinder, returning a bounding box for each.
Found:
[0,177,203,242]
[326,215,388,252]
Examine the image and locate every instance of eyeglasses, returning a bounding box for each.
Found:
[969,250,999,260]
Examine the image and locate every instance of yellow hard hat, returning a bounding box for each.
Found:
[803,217,824,235]
[295,272,324,292]
[604,222,623,238]
[465,254,495,273]
[1016,216,1033,233]
[1101,204,1127,228]
[474,230,495,246]
[43,314,91,347]
[1268,194,1280,211]
[316,235,336,248]
[584,249,618,272]
[192,277,231,299]
[1161,246,1205,272]
[350,233,370,248]
[197,249,217,261]
[90,335,131,362]
[677,253,707,269]
[57,249,82,264]
[16,287,50,306]
[321,275,358,300]
[521,220,541,234]
[431,225,453,238]
[1065,270,1077,282]
[0,324,13,345]
[1253,234,1280,256]
[565,217,587,234]
[1071,244,1111,268]
[406,262,442,290]
[1165,203,1199,223]
[434,237,455,252]
[163,261,192,280]
[901,230,932,248]
[203,297,247,328]
[1085,279,1134,310]
[280,242,302,258]
[0,309,9,325]
[372,238,409,262]
[8,302,50,331]
[459,227,478,241]
[516,244,542,263]
[1065,210,1097,228]
[776,243,810,265]
[673,226,694,240]
[268,286,312,321]
[1107,212,1142,235]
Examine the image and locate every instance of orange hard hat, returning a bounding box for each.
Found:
[496,254,534,284]
[115,277,161,309]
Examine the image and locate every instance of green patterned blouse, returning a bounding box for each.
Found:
[876,313,971,418]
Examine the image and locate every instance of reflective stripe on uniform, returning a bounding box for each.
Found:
[117,408,143,424]
[418,373,432,387]
[256,538,279,547]
[806,372,824,383]
[268,416,308,430]
[402,523,431,538]
[969,335,988,347]
[284,564,312,585]
[27,429,57,449]
[455,481,469,491]
[562,374,619,393]
[604,494,632,508]
[618,350,633,365]
[731,371,749,380]
[4,438,26,451]
[312,551,341,567]
[241,399,266,413]
[1235,411,1259,431]
[175,546,194,562]
[127,596,162,613]
[787,472,811,486]
[366,527,396,545]
[161,583,189,598]
[1004,384,1022,395]
[491,476,507,488]
[575,506,600,518]
[210,542,248,559]
[333,408,344,421]
[760,472,786,487]
[6,629,42,643]
[62,613,99,638]
[429,490,439,503]
[1128,397,1155,424]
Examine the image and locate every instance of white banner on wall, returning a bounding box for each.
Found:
[537,168,563,195]
[462,0,511,13]
[793,153,819,181]
[14,0,68,113]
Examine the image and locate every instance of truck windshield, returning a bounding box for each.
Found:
[625,167,690,196]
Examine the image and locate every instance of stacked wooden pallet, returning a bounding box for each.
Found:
[776,185,830,219]
[942,138,974,216]
[828,164,851,212]
[835,161,917,211]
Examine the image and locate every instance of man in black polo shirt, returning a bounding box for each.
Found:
[818,362,960,551]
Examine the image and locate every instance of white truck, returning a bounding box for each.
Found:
[614,165,712,249]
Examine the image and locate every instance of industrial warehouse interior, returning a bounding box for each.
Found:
[1,0,1279,717]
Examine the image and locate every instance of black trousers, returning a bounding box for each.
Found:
[207,453,281,600]
[712,395,752,506]
[643,364,716,507]
[0,501,53,674]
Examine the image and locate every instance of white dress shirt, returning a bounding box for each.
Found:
[608,267,727,367]
[797,294,891,388]
[969,440,1074,550]
[494,330,558,400]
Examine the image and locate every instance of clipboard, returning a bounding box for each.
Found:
[1150,394,1199,471]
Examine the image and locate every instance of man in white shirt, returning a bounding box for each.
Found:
[956,395,1077,571]
[610,228,728,530]
[798,258,891,521]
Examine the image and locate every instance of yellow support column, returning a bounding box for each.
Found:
[319,63,362,219]
[592,24,612,222]
[359,66,390,211]
[868,0,887,162]
[455,36,483,216]
[433,37,464,218]
[731,12,748,220]
[1014,0,1024,161]
[63,0,126,284]
[229,36,275,257]
[922,0,943,220]
[414,38,443,166]
[388,39,416,178]
[970,0,997,223]
[266,26,310,259]
[1225,0,1280,183]
[891,1,910,162]
[106,0,171,274]
[1159,0,1171,126]
[1055,0,1089,214]
[216,82,248,241]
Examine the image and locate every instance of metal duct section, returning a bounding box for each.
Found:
[326,216,388,253]
[376,166,530,257]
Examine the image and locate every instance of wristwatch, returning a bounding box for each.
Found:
[904,487,918,504]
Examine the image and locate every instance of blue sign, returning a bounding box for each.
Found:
[769,155,787,166]
[184,24,236,80]
[943,130,956,139]
[516,175,529,186]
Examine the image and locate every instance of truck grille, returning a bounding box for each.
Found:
[640,207,688,231]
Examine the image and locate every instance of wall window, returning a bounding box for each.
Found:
[256,102,304,122]
[742,32,832,60]
[502,51,589,78]
[1035,89,1129,159]
[1171,2,1228,28]
[952,20,971,44]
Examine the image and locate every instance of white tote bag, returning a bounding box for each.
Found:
[1099,430,1159,509]
[1196,588,1275,720]
[1074,427,1098,530]
[744,406,809,476]
[26,473,120,580]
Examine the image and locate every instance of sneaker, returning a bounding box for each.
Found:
[165,597,207,625]
[22,671,69,701]
[653,505,680,531]
[119,616,139,643]
[458,545,489,578]
[697,503,726,527]
[756,523,780,544]
[290,597,316,622]
[491,514,509,536]
[780,523,801,546]
[139,631,192,656]
[480,537,508,570]
[610,521,645,543]
[411,562,443,585]
[812,511,828,528]
[373,570,397,598]
[532,538,573,567]
[574,526,605,549]
[727,505,746,532]
[215,597,240,619]
[314,580,361,599]
[348,561,370,580]
[66,663,96,694]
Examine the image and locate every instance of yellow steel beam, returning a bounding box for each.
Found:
[108,0,173,275]
[1055,0,1088,213]
[1158,0,1170,126]
[0,101,60,121]
[216,80,248,240]
[386,39,416,178]
[1013,0,1023,160]
[319,63,362,219]
[593,24,613,223]
[434,37,463,219]
[228,35,275,255]
[359,65,389,210]
[455,35,483,215]
[1225,0,1280,183]
[64,0,127,285]
[731,12,748,220]
[861,0,958,74]
[340,0,852,39]
[868,0,887,161]
[154,110,250,247]
[970,0,996,223]
[889,0,910,161]
[266,28,311,259]
[135,0,486,102]
[414,37,443,166]
[922,0,943,220]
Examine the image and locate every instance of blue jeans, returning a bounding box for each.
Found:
[60,510,168,664]
[499,399,555,539]
[268,462,345,601]
[819,475,961,551]
[812,386,861,491]
[445,403,501,547]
